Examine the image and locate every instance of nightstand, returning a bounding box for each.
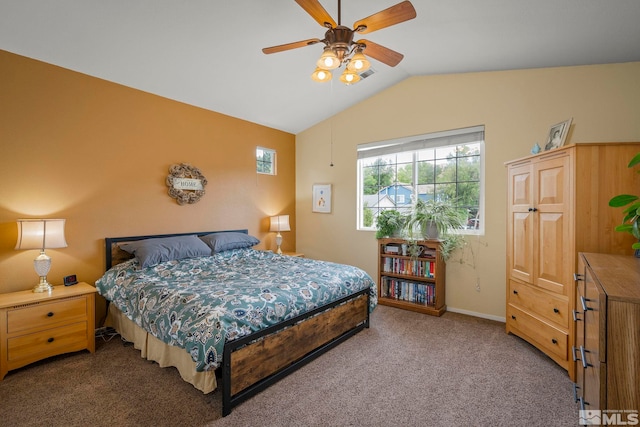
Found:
[0,282,97,380]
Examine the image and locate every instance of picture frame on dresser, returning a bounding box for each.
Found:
[544,118,572,151]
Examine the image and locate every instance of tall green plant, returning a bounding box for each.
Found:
[609,152,640,250]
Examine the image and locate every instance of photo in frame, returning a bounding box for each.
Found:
[544,118,572,151]
[312,184,332,213]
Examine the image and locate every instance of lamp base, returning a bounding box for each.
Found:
[33,277,53,293]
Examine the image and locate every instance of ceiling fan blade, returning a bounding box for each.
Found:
[357,39,404,67]
[262,38,322,54]
[353,1,416,34]
[295,0,337,28]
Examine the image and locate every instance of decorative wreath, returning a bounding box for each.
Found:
[165,163,207,205]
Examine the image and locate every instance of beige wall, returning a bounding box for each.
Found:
[0,50,296,322]
[295,62,640,320]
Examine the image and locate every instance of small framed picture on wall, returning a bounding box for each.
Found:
[312,184,332,213]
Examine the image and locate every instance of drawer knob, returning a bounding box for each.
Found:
[551,338,558,344]
[511,315,516,320]
[553,308,559,313]
[47,337,54,343]
[47,312,54,317]
[512,290,518,295]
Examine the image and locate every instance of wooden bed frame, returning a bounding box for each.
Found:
[103,230,371,416]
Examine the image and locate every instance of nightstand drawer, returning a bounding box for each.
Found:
[7,297,87,334]
[7,321,88,365]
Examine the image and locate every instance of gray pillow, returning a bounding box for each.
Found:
[119,235,211,268]
[199,232,259,253]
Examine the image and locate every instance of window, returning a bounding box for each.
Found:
[357,125,484,233]
[257,147,276,175]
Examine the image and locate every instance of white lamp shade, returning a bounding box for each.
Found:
[15,219,67,250]
[269,215,291,232]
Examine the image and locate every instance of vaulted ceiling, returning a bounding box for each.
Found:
[2,1,640,134]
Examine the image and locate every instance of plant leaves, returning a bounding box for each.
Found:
[614,224,633,233]
[628,152,640,168]
[609,194,639,207]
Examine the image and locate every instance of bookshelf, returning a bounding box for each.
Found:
[377,238,446,316]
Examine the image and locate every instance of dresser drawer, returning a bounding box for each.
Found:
[7,297,87,334]
[509,280,569,328]
[507,304,568,360]
[7,321,88,366]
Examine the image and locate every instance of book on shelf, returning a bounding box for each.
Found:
[382,258,435,278]
[380,277,436,306]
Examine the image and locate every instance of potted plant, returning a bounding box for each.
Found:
[375,209,408,239]
[608,152,640,252]
[404,199,466,260]
[405,199,466,239]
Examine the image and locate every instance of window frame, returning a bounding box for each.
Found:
[356,126,485,235]
[256,146,276,175]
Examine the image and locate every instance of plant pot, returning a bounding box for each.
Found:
[422,221,439,239]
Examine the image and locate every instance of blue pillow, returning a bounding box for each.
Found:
[199,232,259,253]
[119,235,211,268]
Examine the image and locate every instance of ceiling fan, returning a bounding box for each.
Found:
[262,0,417,84]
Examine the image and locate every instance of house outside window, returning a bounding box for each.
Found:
[357,125,485,234]
[257,147,276,175]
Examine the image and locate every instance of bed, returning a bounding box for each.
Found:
[95,229,377,416]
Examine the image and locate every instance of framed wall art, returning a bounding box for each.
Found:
[312,184,332,213]
[544,118,572,151]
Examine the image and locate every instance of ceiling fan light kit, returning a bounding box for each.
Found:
[311,67,333,82]
[346,50,370,72]
[317,47,341,70]
[263,0,416,85]
[339,69,361,85]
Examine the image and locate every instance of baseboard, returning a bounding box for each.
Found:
[447,306,506,323]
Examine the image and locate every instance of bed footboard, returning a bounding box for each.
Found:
[221,289,370,416]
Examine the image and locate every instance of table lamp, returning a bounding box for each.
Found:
[269,215,290,254]
[16,219,67,293]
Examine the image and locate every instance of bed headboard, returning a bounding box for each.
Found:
[105,229,249,271]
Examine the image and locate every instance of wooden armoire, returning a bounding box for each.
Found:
[505,142,640,381]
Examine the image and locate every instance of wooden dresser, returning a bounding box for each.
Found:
[574,253,640,416]
[0,283,96,380]
[505,142,640,381]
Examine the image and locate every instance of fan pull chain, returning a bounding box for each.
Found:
[330,78,334,167]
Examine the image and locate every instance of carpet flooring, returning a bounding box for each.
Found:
[0,305,580,426]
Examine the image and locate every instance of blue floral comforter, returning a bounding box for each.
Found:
[95,248,377,372]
